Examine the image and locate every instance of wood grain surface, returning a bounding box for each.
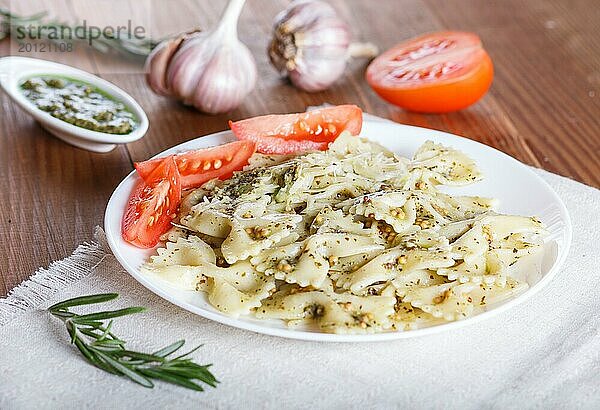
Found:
[1,0,598,295]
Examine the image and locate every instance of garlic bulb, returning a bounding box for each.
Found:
[268,0,378,92]
[145,0,256,114]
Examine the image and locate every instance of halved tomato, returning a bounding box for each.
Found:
[135,140,256,189]
[366,31,493,113]
[229,105,363,154]
[122,156,181,248]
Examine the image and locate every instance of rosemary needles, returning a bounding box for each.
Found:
[48,293,218,391]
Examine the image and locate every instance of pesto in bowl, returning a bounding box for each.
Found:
[20,76,138,135]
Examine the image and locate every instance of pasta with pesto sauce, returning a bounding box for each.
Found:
[142,133,548,334]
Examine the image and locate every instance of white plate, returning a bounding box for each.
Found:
[104,121,572,342]
[0,56,148,153]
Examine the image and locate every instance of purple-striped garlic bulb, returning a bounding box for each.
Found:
[145,0,256,114]
[268,0,378,92]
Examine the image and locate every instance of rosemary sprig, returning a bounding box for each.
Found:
[48,293,218,391]
[0,8,159,58]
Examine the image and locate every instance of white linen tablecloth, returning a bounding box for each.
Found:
[1,120,599,409]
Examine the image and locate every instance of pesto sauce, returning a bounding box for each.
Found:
[20,76,137,134]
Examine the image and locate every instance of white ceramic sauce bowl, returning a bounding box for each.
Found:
[0,56,148,153]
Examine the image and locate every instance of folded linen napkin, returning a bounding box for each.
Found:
[1,120,598,410]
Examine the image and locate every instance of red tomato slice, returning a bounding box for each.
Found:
[135,140,256,189]
[229,105,363,154]
[122,156,181,248]
[366,31,494,113]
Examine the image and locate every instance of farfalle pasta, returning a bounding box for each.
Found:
[143,133,548,333]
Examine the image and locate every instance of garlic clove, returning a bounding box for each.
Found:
[276,0,338,34]
[191,41,257,114]
[294,18,351,49]
[287,17,351,92]
[288,49,347,92]
[166,33,218,104]
[145,30,202,96]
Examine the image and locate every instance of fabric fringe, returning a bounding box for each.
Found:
[0,227,108,326]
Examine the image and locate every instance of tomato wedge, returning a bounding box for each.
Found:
[122,156,181,248]
[229,105,363,154]
[135,140,256,189]
[366,31,493,113]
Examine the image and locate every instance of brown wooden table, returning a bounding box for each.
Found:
[1,0,598,296]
